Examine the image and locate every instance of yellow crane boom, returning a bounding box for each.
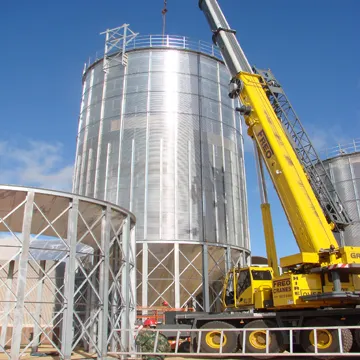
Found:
[199,0,344,269]
[237,72,338,266]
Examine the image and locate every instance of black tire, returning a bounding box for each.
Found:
[178,340,190,353]
[301,317,353,358]
[354,322,360,350]
[199,321,238,353]
[239,319,285,356]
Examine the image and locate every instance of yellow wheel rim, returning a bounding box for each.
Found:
[205,331,227,349]
[309,329,333,350]
[249,330,270,350]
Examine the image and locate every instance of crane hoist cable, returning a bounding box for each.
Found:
[162,0,168,39]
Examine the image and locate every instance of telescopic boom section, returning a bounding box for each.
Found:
[199,0,339,259]
[198,0,252,75]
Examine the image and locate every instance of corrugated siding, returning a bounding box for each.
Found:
[73,48,250,249]
[323,152,360,246]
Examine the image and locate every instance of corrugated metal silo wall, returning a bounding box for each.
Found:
[73,47,250,311]
[322,152,360,246]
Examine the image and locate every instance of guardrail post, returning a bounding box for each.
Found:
[266,329,269,354]
[219,330,223,354]
[196,330,202,353]
[338,328,343,353]
[242,329,246,353]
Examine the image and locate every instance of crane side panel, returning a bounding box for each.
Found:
[238,73,338,255]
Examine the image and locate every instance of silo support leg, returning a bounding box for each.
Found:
[31,260,46,354]
[202,244,210,312]
[0,260,15,351]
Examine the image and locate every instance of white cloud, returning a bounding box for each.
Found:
[0,139,73,191]
[306,124,352,157]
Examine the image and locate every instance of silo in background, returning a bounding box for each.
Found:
[321,140,360,246]
[73,25,251,311]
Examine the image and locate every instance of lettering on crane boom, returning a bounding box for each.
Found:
[257,130,274,159]
[273,278,291,294]
[350,253,360,259]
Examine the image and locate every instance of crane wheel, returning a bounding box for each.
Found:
[199,321,238,353]
[239,319,285,357]
[301,317,353,358]
[353,321,360,349]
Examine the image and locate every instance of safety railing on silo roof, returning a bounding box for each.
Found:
[85,34,223,70]
[319,139,360,159]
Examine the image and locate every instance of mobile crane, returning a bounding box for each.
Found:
[162,0,360,356]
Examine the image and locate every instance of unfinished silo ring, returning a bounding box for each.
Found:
[0,185,135,359]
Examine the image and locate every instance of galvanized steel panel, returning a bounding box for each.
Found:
[323,152,360,246]
[74,47,250,250]
[74,44,251,309]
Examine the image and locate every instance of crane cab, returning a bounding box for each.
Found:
[223,266,360,311]
[222,266,273,310]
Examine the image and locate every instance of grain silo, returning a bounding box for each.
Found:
[73,25,250,312]
[321,140,360,246]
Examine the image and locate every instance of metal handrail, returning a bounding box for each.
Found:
[85,34,223,69]
[320,139,360,159]
[109,325,360,358]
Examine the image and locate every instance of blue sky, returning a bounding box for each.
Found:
[0,0,359,259]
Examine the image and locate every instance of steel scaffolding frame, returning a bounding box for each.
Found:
[0,185,136,359]
[136,242,249,313]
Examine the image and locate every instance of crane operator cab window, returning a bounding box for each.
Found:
[251,269,272,281]
[237,269,251,298]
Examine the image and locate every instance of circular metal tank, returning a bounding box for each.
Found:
[321,140,360,246]
[73,31,250,311]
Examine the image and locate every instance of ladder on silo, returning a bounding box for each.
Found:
[101,24,138,71]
